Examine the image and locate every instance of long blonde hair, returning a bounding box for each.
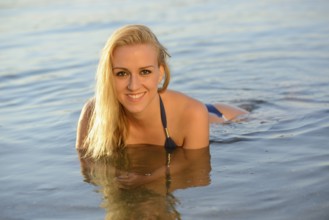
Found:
[84,24,171,159]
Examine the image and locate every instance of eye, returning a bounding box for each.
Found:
[140,69,152,76]
[115,71,128,77]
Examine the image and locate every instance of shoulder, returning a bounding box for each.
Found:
[76,98,95,149]
[163,90,208,116]
[162,90,209,148]
[78,98,95,127]
[180,94,208,132]
[81,98,95,119]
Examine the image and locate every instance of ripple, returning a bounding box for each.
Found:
[1,0,329,219]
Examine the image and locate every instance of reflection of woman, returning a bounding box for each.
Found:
[76,24,247,159]
[79,146,211,219]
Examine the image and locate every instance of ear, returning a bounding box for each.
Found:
[158,65,165,83]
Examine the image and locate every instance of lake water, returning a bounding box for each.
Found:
[1,0,329,219]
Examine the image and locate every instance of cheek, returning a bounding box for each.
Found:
[113,79,127,93]
[145,76,161,88]
[149,71,162,84]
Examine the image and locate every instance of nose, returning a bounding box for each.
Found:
[127,73,141,91]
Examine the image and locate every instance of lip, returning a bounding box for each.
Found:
[126,92,146,102]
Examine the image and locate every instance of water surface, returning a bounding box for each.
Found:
[1,0,329,219]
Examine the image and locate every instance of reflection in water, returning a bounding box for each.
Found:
[78,146,211,219]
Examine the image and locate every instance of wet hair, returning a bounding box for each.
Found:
[84,24,171,159]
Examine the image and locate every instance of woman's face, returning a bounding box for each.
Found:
[112,44,164,115]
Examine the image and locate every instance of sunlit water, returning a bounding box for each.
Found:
[1,0,329,219]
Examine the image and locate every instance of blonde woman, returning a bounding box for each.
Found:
[76,24,247,159]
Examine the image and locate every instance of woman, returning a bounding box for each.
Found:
[76,24,247,159]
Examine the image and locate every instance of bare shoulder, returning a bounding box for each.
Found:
[164,90,209,149]
[164,89,208,117]
[75,98,95,149]
[82,97,95,116]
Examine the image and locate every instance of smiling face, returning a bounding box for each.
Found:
[112,44,164,115]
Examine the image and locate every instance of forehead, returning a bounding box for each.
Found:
[112,44,158,64]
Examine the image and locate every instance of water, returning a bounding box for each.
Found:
[1,0,329,219]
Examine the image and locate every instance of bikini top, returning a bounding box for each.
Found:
[159,95,177,153]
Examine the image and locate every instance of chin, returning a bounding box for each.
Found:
[123,105,147,115]
[119,99,146,114]
[121,93,157,115]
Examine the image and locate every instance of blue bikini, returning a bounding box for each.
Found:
[205,104,223,118]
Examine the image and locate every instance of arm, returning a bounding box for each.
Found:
[75,98,94,150]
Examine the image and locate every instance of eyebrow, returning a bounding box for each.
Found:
[112,65,155,70]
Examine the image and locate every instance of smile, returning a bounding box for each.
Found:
[127,92,146,101]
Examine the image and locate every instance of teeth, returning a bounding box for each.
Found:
[128,93,144,99]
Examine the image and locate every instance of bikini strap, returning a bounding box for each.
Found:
[159,95,176,153]
[159,95,168,135]
[159,95,175,192]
